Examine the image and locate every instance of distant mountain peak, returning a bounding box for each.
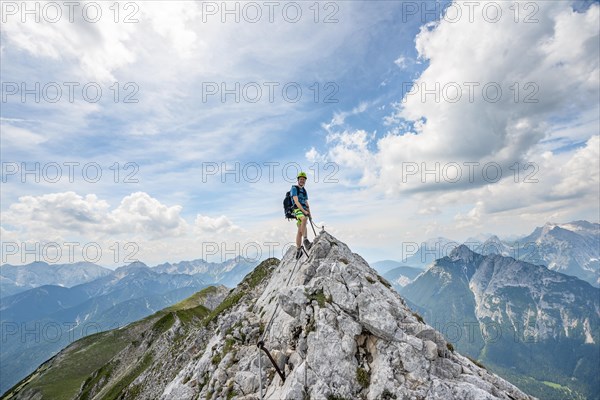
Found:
[128,261,149,268]
[114,261,151,276]
[567,220,599,229]
[486,234,501,242]
[448,244,477,262]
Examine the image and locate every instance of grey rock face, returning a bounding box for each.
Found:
[161,232,535,400]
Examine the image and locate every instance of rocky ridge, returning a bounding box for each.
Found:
[163,232,534,400]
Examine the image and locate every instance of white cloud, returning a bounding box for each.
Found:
[552,136,599,198]
[2,1,598,265]
[2,191,187,240]
[418,206,441,216]
[1,1,401,177]
[0,226,19,243]
[108,192,188,238]
[194,214,242,235]
[0,124,47,147]
[1,1,379,90]
[2,2,138,82]
[394,56,408,69]
[312,129,378,186]
[317,1,599,200]
[381,1,598,175]
[454,201,484,229]
[404,136,599,236]
[0,191,276,266]
[3,192,110,234]
[322,102,370,132]
[305,147,326,164]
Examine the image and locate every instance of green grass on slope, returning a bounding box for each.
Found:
[97,353,153,400]
[165,285,219,312]
[3,265,278,400]
[24,329,135,400]
[242,258,279,290]
[204,258,279,326]
[2,288,215,400]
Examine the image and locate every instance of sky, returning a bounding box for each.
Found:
[1,0,599,268]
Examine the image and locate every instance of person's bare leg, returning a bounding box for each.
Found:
[296,217,304,248]
[301,217,308,241]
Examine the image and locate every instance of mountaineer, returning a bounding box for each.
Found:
[291,172,312,259]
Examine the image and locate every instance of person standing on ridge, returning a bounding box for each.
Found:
[292,171,311,259]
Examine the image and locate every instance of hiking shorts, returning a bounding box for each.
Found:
[293,208,308,227]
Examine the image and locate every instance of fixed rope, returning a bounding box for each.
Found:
[259,245,309,344]
[257,226,316,396]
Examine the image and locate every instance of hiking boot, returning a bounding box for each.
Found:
[303,238,312,250]
[296,246,303,260]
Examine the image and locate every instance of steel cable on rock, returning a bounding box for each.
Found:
[256,232,315,398]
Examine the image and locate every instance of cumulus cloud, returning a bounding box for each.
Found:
[404,135,599,234]
[1,2,376,89]
[303,1,599,241]
[3,192,110,232]
[194,214,242,235]
[309,129,378,186]
[108,192,188,238]
[418,206,441,216]
[2,191,187,240]
[1,2,138,82]
[381,1,598,184]
[552,136,600,198]
[315,1,599,200]
[0,191,279,265]
[454,201,484,230]
[1,1,399,170]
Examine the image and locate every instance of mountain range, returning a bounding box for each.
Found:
[0,258,257,395]
[0,257,259,299]
[401,245,600,400]
[373,221,599,287]
[153,256,257,288]
[3,232,535,400]
[509,221,599,286]
[0,261,112,298]
[2,220,597,398]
